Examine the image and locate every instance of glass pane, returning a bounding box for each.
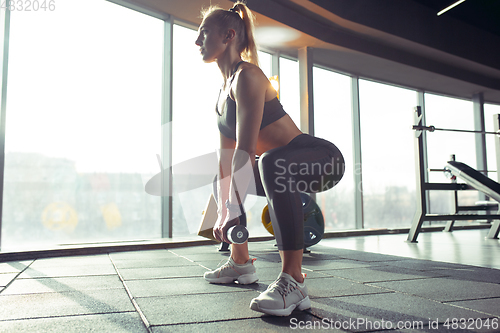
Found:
[258,51,272,79]
[171,25,220,238]
[279,57,300,126]
[313,67,355,230]
[425,94,477,214]
[359,80,417,228]
[425,94,476,172]
[485,103,500,182]
[2,0,163,250]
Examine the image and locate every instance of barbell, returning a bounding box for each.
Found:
[412,125,500,136]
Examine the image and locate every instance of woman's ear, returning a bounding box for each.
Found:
[224,29,236,44]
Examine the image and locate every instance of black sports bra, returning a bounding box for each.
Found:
[216,61,287,141]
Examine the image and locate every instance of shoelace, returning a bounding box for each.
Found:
[218,260,232,271]
[218,259,243,272]
[268,277,297,297]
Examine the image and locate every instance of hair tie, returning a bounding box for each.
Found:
[229,7,243,18]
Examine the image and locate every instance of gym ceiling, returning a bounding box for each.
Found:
[119,0,500,104]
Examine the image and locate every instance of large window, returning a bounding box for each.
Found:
[279,57,300,127]
[2,0,163,250]
[425,94,477,214]
[313,67,355,230]
[359,80,417,228]
[171,25,220,238]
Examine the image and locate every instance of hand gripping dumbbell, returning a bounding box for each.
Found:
[225,200,249,244]
[227,225,249,244]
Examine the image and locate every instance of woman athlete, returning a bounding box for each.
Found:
[196,2,345,316]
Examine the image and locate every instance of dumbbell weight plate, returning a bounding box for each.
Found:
[260,193,325,247]
[227,225,249,244]
[261,205,275,235]
[301,193,325,247]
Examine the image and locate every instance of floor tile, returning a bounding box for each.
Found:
[0,289,135,320]
[151,314,344,333]
[382,258,473,271]
[0,312,148,333]
[199,258,280,270]
[317,265,447,283]
[109,250,178,260]
[250,251,282,262]
[30,255,112,268]
[246,241,279,251]
[117,265,207,280]
[18,264,117,279]
[251,267,325,283]
[111,258,197,269]
[302,259,384,271]
[309,293,489,332]
[135,291,262,326]
[433,266,500,284]
[372,277,500,302]
[175,253,231,261]
[318,247,404,262]
[0,261,33,274]
[302,252,344,261]
[125,276,256,298]
[0,273,18,287]
[1,275,124,295]
[167,245,222,255]
[446,298,500,317]
[253,259,282,268]
[306,276,393,299]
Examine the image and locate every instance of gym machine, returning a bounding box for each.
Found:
[407,106,500,242]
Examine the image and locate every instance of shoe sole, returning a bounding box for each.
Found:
[250,296,311,316]
[204,273,258,285]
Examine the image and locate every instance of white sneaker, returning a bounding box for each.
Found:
[250,272,311,316]
[204,257,259,284]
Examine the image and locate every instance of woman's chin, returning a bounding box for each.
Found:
[200,54,216,63]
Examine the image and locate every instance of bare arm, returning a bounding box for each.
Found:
[217,133,236,214]
[227,65,269,206]
[213,65,270,243]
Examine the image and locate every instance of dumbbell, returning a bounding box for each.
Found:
[227,225,249,244]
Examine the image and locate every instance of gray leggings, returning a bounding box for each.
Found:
[214,134,344,250]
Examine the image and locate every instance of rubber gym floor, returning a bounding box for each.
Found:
[0,228,499,332]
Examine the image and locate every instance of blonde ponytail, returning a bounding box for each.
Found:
[201,1,259,67]
[231,2,259,66]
